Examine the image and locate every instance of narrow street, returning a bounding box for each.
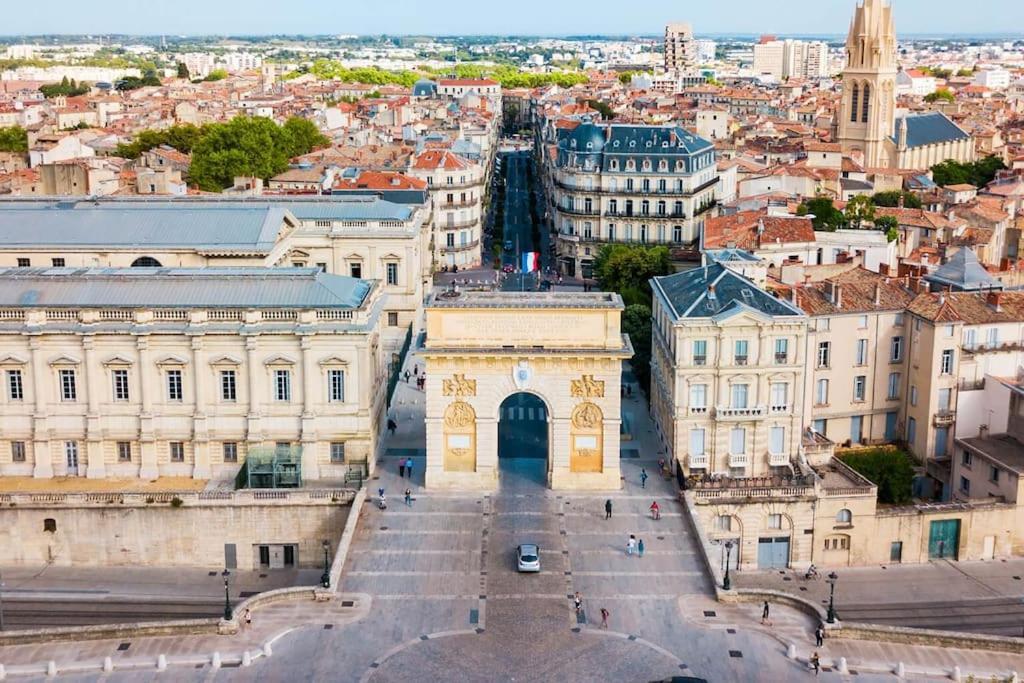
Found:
[499,150,547,292]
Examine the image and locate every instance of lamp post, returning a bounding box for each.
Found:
[222,569,232,621]
[826,571,838,624]
[723,541,734,591]
[321,540,331,589]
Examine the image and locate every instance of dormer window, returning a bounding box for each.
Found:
[658,160,668,172]
[676,160,685,171]
[642,159,652,171]
[646,141,652,148]
[609,159,619,171]
[570,140,577,148]
[613,140,620,148]
[629,140,636,148]
[586,142,593,149]
[626,160,635,171]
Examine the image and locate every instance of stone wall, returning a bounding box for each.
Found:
[0,490,353,570]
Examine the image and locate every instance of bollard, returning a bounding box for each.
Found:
[211,652,222,670]
[157,654,167,672]
[264,643,273,657]
[837,657,849,675]
[47,661,57,677]
[786,644,797,660]
[242,650,252,667]
[896,661,905,678]
[951,665,961,682]
[103,657,113,673]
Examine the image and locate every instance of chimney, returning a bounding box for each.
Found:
[874,283,881,306]
[790,286,798,305]
[803,273,812,288]
[898,194,905,209]
[979,424,989,440]
[833,283,842,307]
[987,290,1002,312]
[879,263,891,276]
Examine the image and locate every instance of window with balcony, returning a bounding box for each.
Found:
[692,340,707,366]
[817,341,830,368]
[689,384,707,410]
[731,384,749,409]
[641,200,650,216]
[690,428,706,456]
[657,200,666,216]
[774,338,788,364]
[734,340,749,366]
[608,199,618,214]
[730,427,746,455]
[854,376,866,402]
[769,426,785,455]
[770,383,788,410]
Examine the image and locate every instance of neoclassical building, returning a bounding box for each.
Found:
[408,149,486,270]
[543,120,719,278]
[837,0,974,170]
[0,267,387,482]
[0,197,429,354]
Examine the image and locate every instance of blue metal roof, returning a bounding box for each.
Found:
[894,112,969,149]
[0,267,372,309]
[924,247,1003,292]
[653,263,805,320]
[557,121,715,175]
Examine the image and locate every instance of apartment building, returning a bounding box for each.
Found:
[0,267,387,482]
[753,39,829,81]
[544,120,719,278]
[953,377,1024,505]
[0,198,430,353]
[904,291,1024,491]
[408,150,484,270]
[664,22,697,73]
[650,263,808,477]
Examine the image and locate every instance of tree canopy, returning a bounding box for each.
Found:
[593,244,671,307]
[188,116,329,191]
[114,123,205,159]
[39,76,89,98]
[203,69,229,82]
[796,197,845,232]
[843,195,876,230]
[283,60,588,90]
[584,99,614,120]
[839,449,915,505]
[871,191,922,209]
[924,88,954,104]
[0,125,28,153]
[931,156,1007,188]
[873,215,900,243]
[176,62,190,79]
[116,70,162,91]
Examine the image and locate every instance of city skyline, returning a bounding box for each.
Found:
[1,0,1023,38]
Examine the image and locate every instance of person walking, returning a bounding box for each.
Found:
[761,600,770,625]
[815,625,824,647]
[399,460,406,478]
[640,468,648,489]
[405,457,414,478]
[810,652,820,676]
[573,592,582,614]
[387,418,397,436]
[627,534,636,556]
[604,499,613,519]
[637,538,645,558]
[404,370,410,383]
[244,608,252,626]
[404,488,413,507]
[600,607,609,629]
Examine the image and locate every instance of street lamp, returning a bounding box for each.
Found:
[723,541,734,591]
[222,569,232,621]
[826,571,839,624]
[321,540,331,589]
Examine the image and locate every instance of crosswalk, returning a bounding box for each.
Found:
[500,405,548,422]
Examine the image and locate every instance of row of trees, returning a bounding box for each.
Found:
[931,156,1007,188]
[116,117,329,192]
[592,244,673,396]
[39,77,90,98]
[283,60,588,90]
[795,195,901,242]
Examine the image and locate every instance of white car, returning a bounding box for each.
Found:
[516,544,540,572]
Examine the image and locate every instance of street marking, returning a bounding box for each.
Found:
[346,571,479,577]
[569,571,703,577]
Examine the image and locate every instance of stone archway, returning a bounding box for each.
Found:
[421,291,631,491]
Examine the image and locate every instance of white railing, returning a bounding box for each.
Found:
[728,453,749,468]
[153,310,189,321]
[98,310,133,321]
[261,310,299,322]
[769,452,789,467]
[0,309,25,320]
[689,406,709,415]
[208,310,244,322]
[317,310,354,321]
[46,309,78,321]
[689,453,709,468]
[717,406,766,418]
[770,404,789,414]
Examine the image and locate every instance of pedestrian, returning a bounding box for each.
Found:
[604,499,612,519]
[405,457,414,478]
[244,608,251,626]
[378,487,385,500]
[627,534,636,556]
[761,600,770,625]
[637,538,645,558]
[600,607,609,629]
[414,366,419,376]
[387,418,397,436]
[815,625,824,647]
[405,487,413,507]
[573,591,582,613]
[399,460,406,477]
[640,468,648,489]
[810,652,820,675]
[404,370,410,383]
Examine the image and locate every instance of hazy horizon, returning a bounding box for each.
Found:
[0,0,1021,39]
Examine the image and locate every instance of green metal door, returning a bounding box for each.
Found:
[928,519,960,560]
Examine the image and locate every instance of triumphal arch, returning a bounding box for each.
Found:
[420,290,632,490]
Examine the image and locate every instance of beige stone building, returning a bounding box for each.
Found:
[420,291,630,491]
[0,197,429,354]
[0,267,387,483]
[408,150,485,270]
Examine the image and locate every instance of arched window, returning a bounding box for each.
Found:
[836,508,853,524]
[861,83,871,123]
[131,256,163,268]
[850,84,860,123]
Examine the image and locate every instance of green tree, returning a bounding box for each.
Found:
[844,194,876,230]
[931,156,1007,188]
[176,62,190,79]
[924,88,954,104]
[115,124,204,159]
[873,215,900,242]
[39,77,90,98]
[839,449,915,505]
[622,304,653,394]
[280,116,330,158]
[617,71,637,85]
[584,99,614,120]
[593,244,672,307]
[204,69,228,82]
[0,125,28,153]
[796,197,845,232]
[871,191,922,209]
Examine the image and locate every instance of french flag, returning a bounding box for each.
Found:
[521,252,539,273]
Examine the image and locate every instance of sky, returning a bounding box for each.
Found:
[1,0,1022,37]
